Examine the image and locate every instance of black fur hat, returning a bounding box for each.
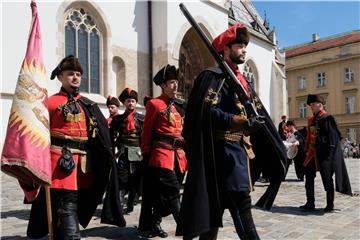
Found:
[50,55,83,80]
[118,88,138,103]
[307,94,325,105]
[106,95,120,107]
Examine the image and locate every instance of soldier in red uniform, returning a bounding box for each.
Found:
[26,55,119,239]
[138,65,187,238]
[106,95,121,127]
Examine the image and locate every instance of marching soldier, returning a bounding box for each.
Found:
[106,95,121,127]
[300,94,352,212]
[177,23,287,240]
[110,88,144,214]
[26,55,118,239]
[138,65,187,238]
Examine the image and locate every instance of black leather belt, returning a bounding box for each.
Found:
[118,138,140,147]
[51,137,88,151]
[154,133,185,148]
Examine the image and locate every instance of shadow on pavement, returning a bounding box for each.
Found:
[81,225,148,240]
[1,209,30,220]
[283,179,304,182]
[1,236,29,240]
[254,205,326,216]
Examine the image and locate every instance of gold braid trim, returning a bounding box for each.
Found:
[215,131,244,141]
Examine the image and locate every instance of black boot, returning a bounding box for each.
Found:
[233,210,260,240]
[152,223,168,238]
[170,198,181,224]
[244,228,260,240]
[299,202,315,210]
[300,179,315,210]
[324,189,334,212]
[199,228,218,240]
[150,214,168,238]
[119,190,127,211]
[55,191,81,240]
[126,188,136,214]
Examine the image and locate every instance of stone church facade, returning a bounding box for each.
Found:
[1,0,287,146]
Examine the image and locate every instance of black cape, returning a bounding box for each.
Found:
[27,96,125,238]
[316,114,352,195]
[176,68,287,237]
[101,111,145,227]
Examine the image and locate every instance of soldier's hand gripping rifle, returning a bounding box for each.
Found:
[179,3,264,126]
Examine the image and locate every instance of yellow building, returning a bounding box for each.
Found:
[285,30,360,144]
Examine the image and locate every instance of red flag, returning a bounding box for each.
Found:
[1,2,51,201]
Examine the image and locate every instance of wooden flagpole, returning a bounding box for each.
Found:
[45,185,54,240]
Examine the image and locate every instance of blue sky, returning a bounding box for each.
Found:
[252,1,360,49]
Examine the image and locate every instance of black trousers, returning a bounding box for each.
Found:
[138,166,181,231]
[127,162,143,210]
[189,191,257,240]
[285,157,304,180]
[27,188,80,240]
[304,159,335,205]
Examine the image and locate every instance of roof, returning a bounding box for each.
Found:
[285,30,360,58]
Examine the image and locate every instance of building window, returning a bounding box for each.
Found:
[345,96,356,114]
[344,68,354,83]
[298,76,306,90]
[316,72,325,87]
[346,128,356,143]
[65,8,101,94]
[299,101,307,118]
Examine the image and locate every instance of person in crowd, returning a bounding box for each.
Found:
[106,95,121,127]
[283,120,305,181]
[300,94,352,212]
[278,115,287,140]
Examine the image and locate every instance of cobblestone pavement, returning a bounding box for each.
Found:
[1,158,359,240]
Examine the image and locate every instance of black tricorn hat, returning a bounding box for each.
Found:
[118,88,138,103]
[106,95,120,107]
[153,64,178,86]
[50,55,83,80]
[307,94,325,105]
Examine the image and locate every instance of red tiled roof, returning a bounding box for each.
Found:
[285,31,360,58]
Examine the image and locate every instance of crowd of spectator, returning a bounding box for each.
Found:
[343,138,360,158]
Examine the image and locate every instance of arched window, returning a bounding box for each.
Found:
[243,61,258,92]
[65,8,101,94]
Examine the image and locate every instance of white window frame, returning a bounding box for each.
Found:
[345,96,356,114]
[344,67,354,83]
[299,101,307,118]
[317,72,326,87]
[297,76,306,90]
[65,8,101,94]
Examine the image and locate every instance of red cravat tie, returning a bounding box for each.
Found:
[235,69,250,96]
[125,110,136,133]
